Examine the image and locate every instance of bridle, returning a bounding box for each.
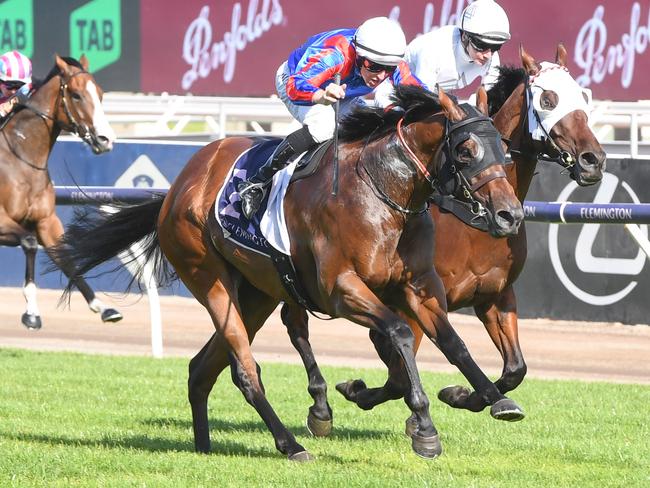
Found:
[18,69,96,145]
[359,105,506,216]
[510,65,577,171]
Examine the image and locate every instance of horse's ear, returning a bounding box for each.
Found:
[475,86,489,116]
[520,44,538,76]
[555,43,568,67]
[438,86,463,121]
[55,54,69,74]
[79,54,90,71]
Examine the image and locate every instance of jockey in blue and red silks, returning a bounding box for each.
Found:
[237,16,423,219]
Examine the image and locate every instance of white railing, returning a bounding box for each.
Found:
[102,93,650,158]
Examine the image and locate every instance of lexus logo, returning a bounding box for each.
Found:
[548,173,648,305]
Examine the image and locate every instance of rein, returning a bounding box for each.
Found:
[356,127,430,215]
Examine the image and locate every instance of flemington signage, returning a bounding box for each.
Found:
[517,161,650,325]
[140,0,650,100]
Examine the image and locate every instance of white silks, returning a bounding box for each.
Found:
[527,62,592,141]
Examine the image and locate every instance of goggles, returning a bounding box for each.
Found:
[1,80,25,90]
[360,58,397,75]
[468,36,502,53]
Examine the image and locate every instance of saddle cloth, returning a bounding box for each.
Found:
[215,139,302,257]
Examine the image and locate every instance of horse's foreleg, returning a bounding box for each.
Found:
[37,213,122,323]
[336,324,424,411]
[474,286,527,394]
[20,234,42,329]
[280,303,333,437]
[333,273,441,459]
[412,277,524,421]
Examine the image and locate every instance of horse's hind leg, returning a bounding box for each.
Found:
[188,332,229,453]
[280,303,333,437]
[37,213,122,322]
[180,258,311,460]
[20,234,42,329]
[474,287,527,394]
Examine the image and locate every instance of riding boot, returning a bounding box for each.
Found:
[238,125,315,219]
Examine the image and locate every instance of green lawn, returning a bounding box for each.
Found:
[1,348,648,487]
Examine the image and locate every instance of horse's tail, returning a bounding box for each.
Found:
[49,194,177,298]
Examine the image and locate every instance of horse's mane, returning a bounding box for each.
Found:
[486,65,527,116]
[32,56,84,90]
[340,84,443,143]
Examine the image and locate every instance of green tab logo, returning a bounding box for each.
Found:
[0,0,34,56]
[70,0,121,72]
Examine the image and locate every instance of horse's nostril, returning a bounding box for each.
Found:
[497,210,516,228]
[579,151,599,167]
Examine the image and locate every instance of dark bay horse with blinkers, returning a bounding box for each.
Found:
[0,54,121,329]
[54,84,524,460]
[278,44,606,437]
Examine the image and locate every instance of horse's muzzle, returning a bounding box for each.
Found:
[490,202,524,237]
[89,133,114,154]
[574,150,606,186]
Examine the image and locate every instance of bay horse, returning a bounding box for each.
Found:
[279,44,607,437]
[53,84,525,460]
[0,54,121,329]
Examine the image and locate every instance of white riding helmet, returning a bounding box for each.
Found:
[460,0,511,45]
[354,17,406,66]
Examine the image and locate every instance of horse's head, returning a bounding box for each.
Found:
[52,54,115,154]
[432,87,523,237]
[520,44,605,186]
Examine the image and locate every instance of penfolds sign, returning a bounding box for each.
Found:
[140,0,650,100]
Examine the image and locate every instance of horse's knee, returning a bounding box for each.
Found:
[20,234,38,253]
[390,321,415,350]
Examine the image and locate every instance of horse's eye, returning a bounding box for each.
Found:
[71,92,82,101]
[540,91,558,111]
[454,144,473,164]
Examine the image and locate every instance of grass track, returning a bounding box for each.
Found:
[1,348,648,487]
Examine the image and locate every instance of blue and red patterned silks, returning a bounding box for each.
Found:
[285,28,421,105]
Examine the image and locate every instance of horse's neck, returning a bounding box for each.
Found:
[6,83,61,168]
[361,134,424,211]
[494,84,538,201]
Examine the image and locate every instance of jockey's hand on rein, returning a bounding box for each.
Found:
[313,83,347,105]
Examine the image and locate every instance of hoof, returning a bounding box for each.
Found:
[405,415,417,438]
[21,313,42,330]
[490,398,525,422]
[335,379,367,402]
[437,385,471,408]
[101,308,123,323]
[411,433,442,459]
[306,412,332,438]
[288,450,314,462]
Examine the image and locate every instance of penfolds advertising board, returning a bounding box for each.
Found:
[140,0,650,100]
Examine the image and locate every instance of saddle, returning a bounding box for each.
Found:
[208,137,334,313]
